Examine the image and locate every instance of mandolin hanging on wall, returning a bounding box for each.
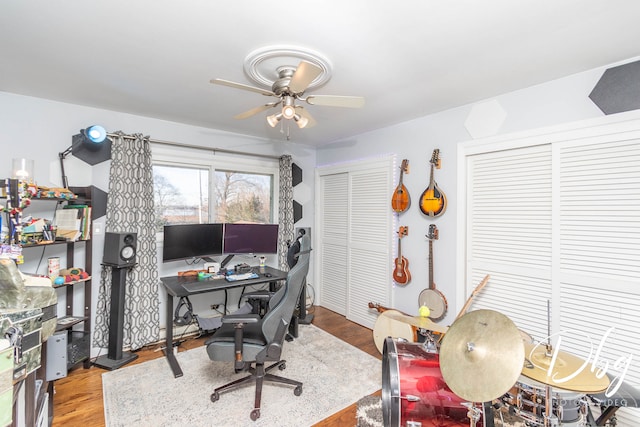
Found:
[391,159,411,213]
[419,149,447,217]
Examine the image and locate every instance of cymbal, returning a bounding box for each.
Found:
[521,342,610,393]
[439,309,524,403]
[384,311,449,334]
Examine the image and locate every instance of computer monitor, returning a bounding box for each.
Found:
[223,223,279,254]
[162,223,224,262]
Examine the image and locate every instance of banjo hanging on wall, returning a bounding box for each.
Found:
[418,224,448,321]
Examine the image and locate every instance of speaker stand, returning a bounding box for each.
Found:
[94,264,139,370]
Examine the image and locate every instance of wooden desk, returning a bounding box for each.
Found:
[159,266,287,377]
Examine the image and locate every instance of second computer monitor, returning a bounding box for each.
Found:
[223,223,279,254]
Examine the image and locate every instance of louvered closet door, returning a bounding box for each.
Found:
[466,144,553,340]
[318,172,349,315]
[348,167,391,328]
[464,123,640,425]
[556,134,640,426]
[317,157,392,327]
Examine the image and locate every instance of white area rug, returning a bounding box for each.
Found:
[103,325,381,426]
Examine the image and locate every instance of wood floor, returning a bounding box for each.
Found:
[51,306,381,427]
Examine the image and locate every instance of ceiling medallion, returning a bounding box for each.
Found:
[243,46,333,90]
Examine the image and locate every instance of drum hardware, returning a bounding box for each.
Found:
[544,384,559,427]
[418,330,439,353]
[586,373,640,426]
[500,374,590,427]
[439,309,525,404]
[461,402,482,427]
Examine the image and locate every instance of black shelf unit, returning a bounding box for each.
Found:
[2,180,95,427]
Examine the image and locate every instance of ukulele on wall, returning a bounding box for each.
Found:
[391,159,410,213]
[418,224,448,321]
[392,226,411,285]
[419,149,447,217]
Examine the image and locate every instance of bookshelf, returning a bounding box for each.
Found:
[1,180,96,426]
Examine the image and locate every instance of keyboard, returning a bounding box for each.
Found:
[225,272,259,282]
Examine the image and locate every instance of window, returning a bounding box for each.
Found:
[151,145,278,231]
[213,170,273,223]
[153,164,209,227]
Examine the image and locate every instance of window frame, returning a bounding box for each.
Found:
[151,143,280,236]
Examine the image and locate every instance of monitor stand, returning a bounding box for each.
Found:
[220,254,235,269]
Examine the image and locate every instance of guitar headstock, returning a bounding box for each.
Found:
[400,159,409,174]
[427,224,439,241]
[430,149,441,170]
[398,226,408,238]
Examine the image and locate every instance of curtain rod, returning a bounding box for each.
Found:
[107,133,283,161]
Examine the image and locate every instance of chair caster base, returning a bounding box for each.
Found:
[210,392,219,402]
[250,409,260,420]
[294,385,302,396]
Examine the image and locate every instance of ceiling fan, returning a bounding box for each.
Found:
[210,60,365,129]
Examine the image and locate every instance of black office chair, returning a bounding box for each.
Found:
[205,235,311,421]
[241,230,305,317]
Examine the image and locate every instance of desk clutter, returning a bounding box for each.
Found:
[178,263,259,282]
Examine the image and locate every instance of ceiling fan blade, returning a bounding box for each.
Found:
[296,106,317,128]
[306,95,365,108]
[210,78,275,96]
[233,103,278,120]
[288,61,323,93]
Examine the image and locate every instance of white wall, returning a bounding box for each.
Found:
[316,56,639,325]
[0,91,317,354]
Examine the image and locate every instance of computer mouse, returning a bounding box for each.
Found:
[264,273,272,278]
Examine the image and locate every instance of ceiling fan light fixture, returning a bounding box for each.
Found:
[293,114,309,129]
[267,113,282,127]
[282,105,296,119]
[281,96,296,119]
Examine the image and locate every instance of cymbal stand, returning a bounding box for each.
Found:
[462,402,481,427]
[544,384,558,427]
[542,302,560,427]
[419,330,439,353]
[545,300,553,357]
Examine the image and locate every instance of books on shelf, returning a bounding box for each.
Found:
[54,205,92,241]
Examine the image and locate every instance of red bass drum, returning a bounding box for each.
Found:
[382,337,482,427]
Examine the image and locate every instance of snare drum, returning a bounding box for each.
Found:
[382,337,482,427]
[500,375,587,426]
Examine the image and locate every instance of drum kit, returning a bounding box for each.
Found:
[379,306,619,427]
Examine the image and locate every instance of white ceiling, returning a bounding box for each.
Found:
[2,1,640,146]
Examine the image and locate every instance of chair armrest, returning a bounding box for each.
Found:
[245,292,273,301]
[221,313,260,324]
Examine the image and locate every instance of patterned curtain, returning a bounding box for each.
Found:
[93,132,160,351]
[278,155,294,270]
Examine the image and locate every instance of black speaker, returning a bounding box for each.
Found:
[103,232,137,267]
